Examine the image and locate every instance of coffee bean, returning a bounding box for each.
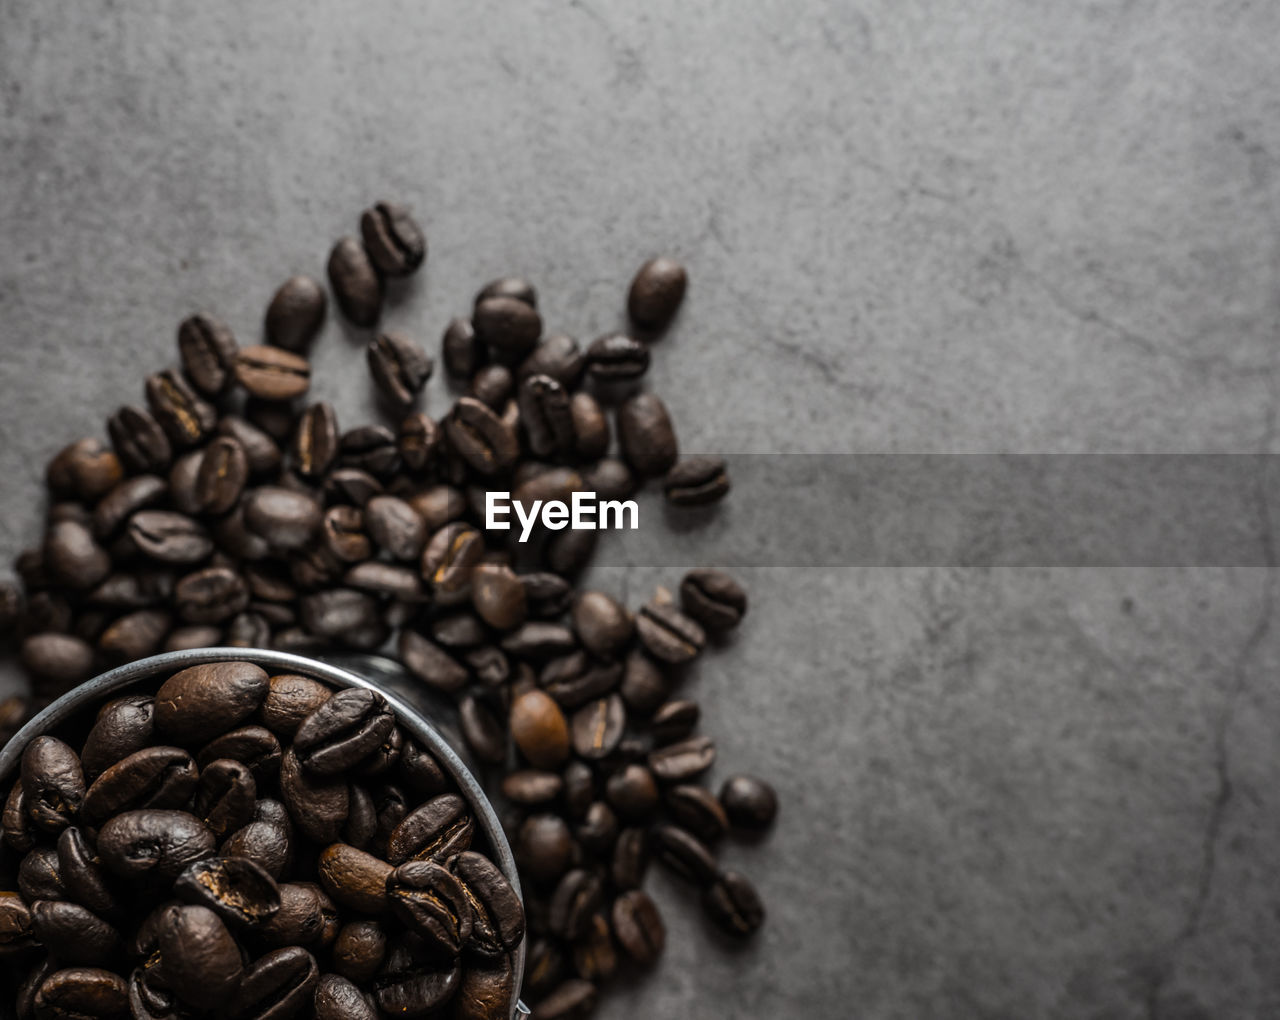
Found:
[397,629,469,695]
[518,334,585,389]
[295,688,395,775]
[664,455,730,506]
[146,368,218,448]
[243,486,322,550]
[174,856,281,927]
[546,527,598,577]
[165,449,204,517]
[33,967,128,1020]
[450,850,525,954]
[81,694,155,780]
[571,695,626,761]
[421,521,484,597]
[21,633,95,688]
[446,396,520,476]
[518,373,575,456]
[333,920,387,983]
[257,674,331,739]
[386,859,472,953]
[463,563,524,633]
[679,567,747,632]
[500,769,562,807]
[569,392,610,461]
[441,317,484,379]
[125,509,211,565]
[387,794,474,865]
[235,345,312,400]
[612,888,665,965]
[636,599,706,664]
[532,978,598,1020]
[2,783,35,854]
[473,294,542,361]
[719,775,778,829]
[156,902,244,1004]
[585,332,650,381]
[398,412,442,474]
[328,236,383,326]
[516,813,574,886]
[468,364,513,410]
[46,438,123,501]
[521,572,573,619]
[19,846,65,902]
[648,735,715,784]
[340,424,401,477]
[177,313,238,395]
[548,868,601,941]
[231,946,320,1017]
[280,749,350,844]
[361,201,426,277]
[510,690,570,769]
[81,745,198,826]
[174,565,249,624]
[451,953,517,1020]
[21,736,85,833]
[666,784,729,843]
[581,456,634,501]
[265,275,327,352]
[459,693,508,765]
[369,332,433,407]
[56,827,119,918]
[651,823,717,885]
[300,588,380,639]
[610,827,649,891]
[290,401,339,480]
[98,809,216,881]
[617,392,678,476]
[92,475,168,539]
[501,621,576,661]
[197,725,283,784]
[628,256,687,330]
[195,758,258,838]
[374,941,461,1018]
[222,799,292,880]
[703,869,764,937]
[314,842,393,915]
[651,699,700,745]
[604,763,658,820]
[574,801,618,857]
[476,277,537,309]
[44,520,111,590]
[258,881,330,948]
[364,495,426,561]
[155,661,268,745]
[572,591,633,659]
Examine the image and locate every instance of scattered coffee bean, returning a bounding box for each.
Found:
[265,275,327,352]
[368,332,433,407]
[360,201,426,277]
[586,332,650,380]
[177,314,238,396]
[235,345,312,400]
[664,454,731,506]
[720,774,778,829]
[628,255,688,330]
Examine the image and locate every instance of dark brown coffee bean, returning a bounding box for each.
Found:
[651,699,700,745]
[222,799,293,880]
[610,827,649,891]
[476,277,537,309]
[98,809,216,881]
[33,967,128,1019]
[445,396,519,475]
[396,743,447,801]
[2,782,35,854]
[81,746,198,826]
[87,570,173,612]
[265,275,327,352]
[664,455,730,506]
[174,855,281,927]
[333,920,387,983]
[176,313,237,395]
[291,402,340,480]
[548,868,600,941]
[258,881,329,948]
[532,978,597,1020]
[501,621,576,660]
[500,770,563,807]
[196,758,258,838]
[546,526,598,577]
[569,912,617,984]
[720,775,778,829]
[636,599,706,664]
[361,201,426,277]
[473,295,541,361]
[459,694,507,766]
[21,736,85,834]
[628,256,687,330]
[339,424,400,477]
[299,588,379,638]
[230,946,320,1018]
[108,405,172,474]
[328,236,383,326]
[258,674,331,738]
[387,794,473,865]
[450,953,517,1020]
[397,629,469,695]
[516,814,574,886]
[235,345,311,400]
[468,363,513,410]
[651,823,717,885]
[703,869,764,936]
[679,567,748,632]
[280,749,349,844]
[463,645,510,688]
[156,902,244,1003]
[225,609,270,648]
[450,850,525,954]
[575,801,618,856]
[320,505,369,564]
[562,762,594,821]
[585,332,650,380]
[174,566,250,624]
[604,763,658,821]
[56,828,118,918]
[667,785,729,844]
[421,521,484,597]
[92,475,167,539]
[128,509,214,564]
[295,688,395,775]
[46,438,123,501]
[369,332,433,407]
[648,735,715,784]
[521,572,573,619]
[509,690,570,770]
[21,633,95,688]
[19,846,65,902]
[571,591,632,659]
[214,417,280,480]
[346,561,424,600]
[361,495,425,561]
[617,392,678,476]
[315,842,392,915]
[145,369,217,449]
[81,694,155,780]
[44,520,110,590]
[374,944,461,1018]
[441,317,483,379]
[386,859,472,953]
[518,374,575,457]
[569,392,610,461]
[155,661,269,745]
[540,654,620,711]
[243,487,322,550]
[571,695,626,761]
[470,563,527,631]
[197,726,283,784]
[612,888,665,966]
[581,456,634,500]
[395,413,440,476]
[523,938,565,1002]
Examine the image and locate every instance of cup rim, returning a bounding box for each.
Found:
[0,646,527,1015]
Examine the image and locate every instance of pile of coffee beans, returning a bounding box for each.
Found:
[0,659,524,1018]
[0,201,775,1018]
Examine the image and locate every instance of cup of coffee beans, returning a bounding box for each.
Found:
[0,647,529,1020]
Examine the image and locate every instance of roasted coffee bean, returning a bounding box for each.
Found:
[501,621,576,661]
[471,563,527,631]
[345,561,424,600]
[98,809,216,881]
[548,868,601,941]
[33,967,129,1019]
[108,406,173,474]
[260,674,332,738]
[21,632,95,688]
[300,588,380,639]
[88,570,174,612]
[667,785,729,844]
[2,782,35,854]
[612,889,665,965]
[570,392,610,460]
[450,953,517,1020]
[546,526,598,577]
[328,236,383,326]
[532,978,598,1020]
[213,504,271,563]
[518,374,575,456]
[321,504,370,563]
[92,475,167,539]
[468,364,513,409]
[333,920,388,983]
[340,424,400,477]
[518,334,584,389]
[386,859,472,953]
[648,734,716,784]
[523,938,565,1001]
[157,902,244,1003]
[0,890,35,956]
[198,726,283,784]
[46,438,123,501]
[574,801,619,857]
[636,599,706,664]
[155,661,269,745]
[581,456,634,501]
[397,743,447,800]
[421,521,484,597]
[561,761,594,821]
[445,396,519,475]
[473,295,542,360]
[217,415,282,477]
[19,846,66,901]
[222,799,293,880]
[651,823,718,885]
[628,256,687,330]
[617,392,678,476]
[56,827,118,918]
[521,572,573,619]
[501,769,563,806]
[450,850,525,954]
[585,332,650,380]
[81,745,198,826]
[404,484,464,531]
[369,332,433,407]
[679,567,748,632]
[361,201,426,277]
[316,842,392,915]
[361,494,425,561]
[295,688,395,775]
[463,645,509,687]
[146,369,217,448]
[391,417,438,478]
[21,736,85,833]
[571,695,626,761]
[604,763,659,821]
[345,785,380,849]
[174,855,281,927]
[128,509,213,564]
[703,869,764,936]
[398,629,469,695]
[510,690,570,770]
[651,699,700,745]
[569,912,617,984]
[610,827,649,891]
[256,881,329,948]
[44,520,111,590]
[293,402,340,479]
[280,749,349,844]
[235,345,312,400]
[374,943,461,1018]
[225,610,270,648]
[230,946,319,1018]
[174,566,250,624]
[476,277,537,309]
[720,775,778,829]
[244,486,322,550]
[387,794,474,865]
[516,814,574,886]
[459,694,507,766]
[196,758,258,838]
[81,695,154,780]
[442,317,483,379]
[664,455,730,506]
[265,275,327,352]
[572,591,633,659]
[315,973,378,1020]
[177,313,237,395]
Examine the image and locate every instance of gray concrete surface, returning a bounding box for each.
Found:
[3,1,1280,1016]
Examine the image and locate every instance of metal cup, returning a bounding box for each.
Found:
[0,646,531,1019]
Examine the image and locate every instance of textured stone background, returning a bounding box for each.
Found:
[3,1,1280,1017]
